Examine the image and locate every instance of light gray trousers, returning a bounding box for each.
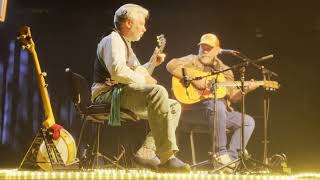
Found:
[93,83,181,163]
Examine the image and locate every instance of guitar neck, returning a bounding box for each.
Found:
[147,47,164,75]
[146,35,166,75]
[31,48,56,129]
[17,26,56,130]
[216,81,264,87]
[158,45,165,53]
[147,61,159,75]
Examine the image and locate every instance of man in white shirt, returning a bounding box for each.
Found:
[91,4,190,172]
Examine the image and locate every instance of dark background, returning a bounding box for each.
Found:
[0,0,319,172]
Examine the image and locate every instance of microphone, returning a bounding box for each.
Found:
[255,54,274,63]
[259,54,274,60]
[219,49,239,55]
[181,68,191,88]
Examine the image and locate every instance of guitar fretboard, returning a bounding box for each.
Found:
[216,81,264,87]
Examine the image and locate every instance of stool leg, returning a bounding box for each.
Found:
[77,116,87,153]
[90,123,100,169]
[96,123,101,168]
[190,130,196,165]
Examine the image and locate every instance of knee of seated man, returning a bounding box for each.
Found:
[212,102,227,114]
[244,115,255,128]
[203,99,226,111]
[151,85,169,98]
[216,100,227,110]
[170,100,181,115]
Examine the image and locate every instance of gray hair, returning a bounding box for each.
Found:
[114,4,149,29]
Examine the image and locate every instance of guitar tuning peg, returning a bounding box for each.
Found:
[22,44,31,49]
[17,34,27,40]
[156,34,164,40]
[41,72,47,77]
[44,84,48,88]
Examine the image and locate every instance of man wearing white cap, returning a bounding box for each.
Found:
[167,33,257,170]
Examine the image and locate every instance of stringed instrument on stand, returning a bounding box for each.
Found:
[17,26,78,171]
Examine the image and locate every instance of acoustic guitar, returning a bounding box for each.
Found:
[172,68,280,105]
[17,26,77,171]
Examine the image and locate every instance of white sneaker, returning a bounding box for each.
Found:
[216,154,235,168]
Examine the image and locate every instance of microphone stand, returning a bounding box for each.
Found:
[186,56,274,172]
[234,53,279,170]
[189,73,220,169]
[184,54,283,173]
[210,53,282,174]
[262,67,271,165]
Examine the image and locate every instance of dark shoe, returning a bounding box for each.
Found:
[133,155,160,170]
[158,157,191,172]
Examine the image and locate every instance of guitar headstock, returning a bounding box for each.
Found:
[156,34,166,53]
[17,26,35,52]
[263,81,280,91]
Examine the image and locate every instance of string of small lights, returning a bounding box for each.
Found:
[1,169,319,180]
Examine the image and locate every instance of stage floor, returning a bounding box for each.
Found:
[1,168,320,180]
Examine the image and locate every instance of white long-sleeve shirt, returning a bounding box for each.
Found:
[91,31,146,99]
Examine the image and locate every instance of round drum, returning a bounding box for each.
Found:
[36,128,77,171]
